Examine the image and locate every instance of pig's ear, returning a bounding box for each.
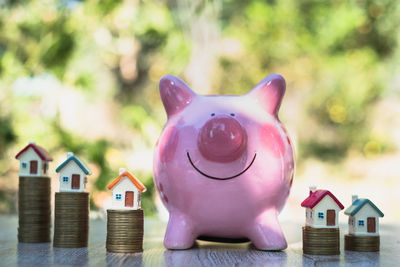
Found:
[248,73,286,116]
[159,75,196,118]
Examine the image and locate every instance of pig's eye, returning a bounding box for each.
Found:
[230,113,235,117]
[211,113,215,117]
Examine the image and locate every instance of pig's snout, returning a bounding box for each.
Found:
[198,115,247,163]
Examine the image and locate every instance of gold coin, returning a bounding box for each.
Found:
[18,178,51,243]
[106,209,144,252]
[53,192,89,248]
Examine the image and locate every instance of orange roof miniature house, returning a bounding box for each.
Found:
[107,168,146,210]
[15,142,53,177]
[301,186,344,228]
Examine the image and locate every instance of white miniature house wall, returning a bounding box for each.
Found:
[345,195,384,236]
[15,142,53,177]
[107,168,146,210]
[301,186,344,228]
[56,152,91,192]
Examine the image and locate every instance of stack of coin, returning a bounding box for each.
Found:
[106,209,144,253]
[53,192,89,248]
[302,226,340,255]
[18,176,51,243]
[345,234,379,252]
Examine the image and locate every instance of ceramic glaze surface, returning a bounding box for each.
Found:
[153,74,295,250]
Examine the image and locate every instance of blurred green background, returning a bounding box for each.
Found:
[1,0,399,220]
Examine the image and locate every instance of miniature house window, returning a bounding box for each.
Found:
[358,220,364,226]
[351,219,354,226]
[22,162,27,168]
[318,212,324,219]
[305,211,308,217]
[116,194,122,200]
[84,177,88,184]
[63,177,69,182]
[310,212,312,218]
[43,162,48,173]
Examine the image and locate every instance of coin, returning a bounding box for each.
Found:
[106,209,144,253]
[53,192,89,248]
[18,176,51,243]
[302,226,340,255]
[344,234,379,252]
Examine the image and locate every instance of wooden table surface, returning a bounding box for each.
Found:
[1,215,399,266]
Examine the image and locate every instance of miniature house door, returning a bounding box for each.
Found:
[30,160,38,174]
[367,217,376,233]
[125,191,134,207]
[327,210,335,226]
[72,174,80,189]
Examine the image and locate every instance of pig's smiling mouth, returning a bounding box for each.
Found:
[187,152,257,180]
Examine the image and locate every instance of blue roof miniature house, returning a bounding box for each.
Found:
[56,152,91,192]
[344,195,384,236]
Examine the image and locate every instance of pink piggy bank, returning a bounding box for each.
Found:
[153,74,294,250]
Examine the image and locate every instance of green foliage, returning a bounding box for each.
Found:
[137,28,168,52]
[218,0,399,160]
[0,115,16,157]
[87,140,112,191]
[96,0,123,15]
[0,190,16,213]
[52,118,86,154]
[41,30,75,69]
[139,172,157,215]
[0,0,399,214]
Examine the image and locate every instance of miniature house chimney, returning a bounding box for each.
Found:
[119,168,126,175]
[29,141,35,145]
[309,185,317,196]
[67,152,74,157]
[352,195,358,203]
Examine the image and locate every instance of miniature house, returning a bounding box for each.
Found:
[56,152,91,192]
[301,186,344,228]
[344,195,384,236]
[15,142,53,177]
[107,168,146,210]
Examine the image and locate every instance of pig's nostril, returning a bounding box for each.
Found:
[198,115,247,163]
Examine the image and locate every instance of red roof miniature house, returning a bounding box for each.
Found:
[107,168,146,210]
[301,186,344,228]
[15,142,53,177]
